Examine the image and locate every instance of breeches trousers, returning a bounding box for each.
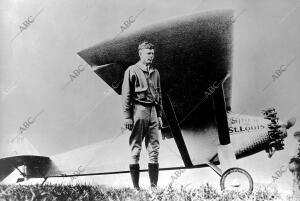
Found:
[129,104,160,164]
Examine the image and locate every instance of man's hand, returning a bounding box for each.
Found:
[124,119,133,131]
[158,117,163,129]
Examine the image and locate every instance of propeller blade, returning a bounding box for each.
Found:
[286,117,296,129]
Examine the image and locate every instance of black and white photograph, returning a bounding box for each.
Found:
[1,0,300,200]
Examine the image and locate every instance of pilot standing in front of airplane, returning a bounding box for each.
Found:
[122,41,163,191]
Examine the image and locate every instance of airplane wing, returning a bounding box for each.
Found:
[78,10,234,168]
[78,10,233,110]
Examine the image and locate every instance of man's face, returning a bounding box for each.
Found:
[139,48,154,65]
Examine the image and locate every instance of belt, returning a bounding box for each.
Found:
[133,100,156,107]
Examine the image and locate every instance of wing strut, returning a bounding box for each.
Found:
[212,84,230,145]
[163,92,193,167]
[212,83,237,172]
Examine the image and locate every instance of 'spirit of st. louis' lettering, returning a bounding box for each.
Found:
[229,125,265,134]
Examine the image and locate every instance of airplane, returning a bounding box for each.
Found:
[0,10,296,193]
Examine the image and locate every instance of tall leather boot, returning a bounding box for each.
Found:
[148,163,159,188]
[129,164,140,190]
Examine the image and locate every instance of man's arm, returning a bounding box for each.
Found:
[122,68,134,130]
[156,71,163,128]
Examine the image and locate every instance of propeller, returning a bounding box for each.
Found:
[263,109,296,158]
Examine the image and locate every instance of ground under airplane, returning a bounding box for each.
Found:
[0,10,296,193]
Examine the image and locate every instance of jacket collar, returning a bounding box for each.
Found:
[136,61,155,74]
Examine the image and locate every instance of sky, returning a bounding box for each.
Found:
[1,0,300,195]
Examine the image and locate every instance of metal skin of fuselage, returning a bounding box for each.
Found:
[228,112,284,160]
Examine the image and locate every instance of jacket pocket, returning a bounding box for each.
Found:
[133,68,148,92]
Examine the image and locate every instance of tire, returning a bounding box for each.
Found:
[220,167,254,193]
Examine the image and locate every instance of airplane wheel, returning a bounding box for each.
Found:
[220,167,253,193]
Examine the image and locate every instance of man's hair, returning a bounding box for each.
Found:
[138,41,155,51]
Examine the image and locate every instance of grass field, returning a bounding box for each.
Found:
[0,183,293,201]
